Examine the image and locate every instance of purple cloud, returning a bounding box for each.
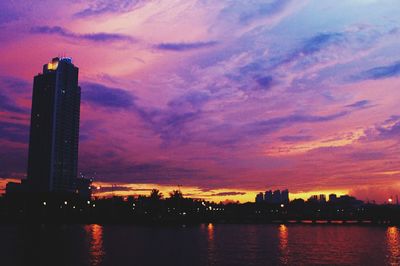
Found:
[210,191,246,196]
[82,82,136,109]
[74,0,147,17]
[0,121,29,143]
[256,76,274,90]
[345,100,371,109]
[247,111,349,135]
[155,41,218,51]
[218,0,292,25]
[279,135,314,142]
[30,26,135,43]
[0,76,30,93]
[0,91,28,114]
[355,61,400,80]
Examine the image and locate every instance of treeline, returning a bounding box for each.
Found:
[1,189,400,225]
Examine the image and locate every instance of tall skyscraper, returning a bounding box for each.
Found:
[27,57,81,193]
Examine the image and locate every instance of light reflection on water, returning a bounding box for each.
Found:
[207,223,214,242]
[205,223,216,265]
[85,224,105,266]
[279,224,289,265]
[387,226,400,265]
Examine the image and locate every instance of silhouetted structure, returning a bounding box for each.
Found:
[272,190,281,204]
[319,194,326,203]
[264,190,273,203]
[2,189,400,225]
[255,193,264,203]
[308,195,318,203]
[256,189,289,204]
[282,189,289,204]
[329,194,337,202]
[27,57,81,193]
[5,57,91,199]
[76,178,93,200]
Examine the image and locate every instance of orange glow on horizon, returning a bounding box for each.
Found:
[89,181,349,203]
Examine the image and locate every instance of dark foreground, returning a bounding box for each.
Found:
[2,193,400,225]
[0,224,399,266]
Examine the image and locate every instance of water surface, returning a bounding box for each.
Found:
[0,224,398,265]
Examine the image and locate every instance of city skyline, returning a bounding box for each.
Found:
[1,0,400,203]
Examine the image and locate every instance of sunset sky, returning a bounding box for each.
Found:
[1,0,400,203]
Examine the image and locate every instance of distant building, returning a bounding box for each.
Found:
[319,194,326,203]
[256,189,290,204]
[337,195,363,207]
[76,178,93,200]
[272,190,281,204]
[329,194,337,202]
[308,195,319,203]
[281,189,289,204]
[264,190,273,203]
[255,192,264,203]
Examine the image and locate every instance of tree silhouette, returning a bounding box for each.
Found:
[169,190,183,199]
[150,189,163,201]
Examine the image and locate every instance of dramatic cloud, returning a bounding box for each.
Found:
[356,61,400,80]
[279,135,314,142]
[345,100,371,109]
[0,92,28,114]
[1,0,400,202]
[300,33,344,55]
[0,121,29,143]
[256,76,274,90]
[377,120,400,139]
[218,0,293,25]
[74,0,148,17]
[210,191,246,197]
[0,76,30,93]
[155,41,218,51]
[82,82,136,109]
[246,111,349,136]
[30,26,134,43]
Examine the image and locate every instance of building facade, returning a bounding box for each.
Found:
[27,57,81,193]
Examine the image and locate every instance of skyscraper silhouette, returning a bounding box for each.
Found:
[27,57,81,193]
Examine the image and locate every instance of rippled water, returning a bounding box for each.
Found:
[0,224,398,265]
